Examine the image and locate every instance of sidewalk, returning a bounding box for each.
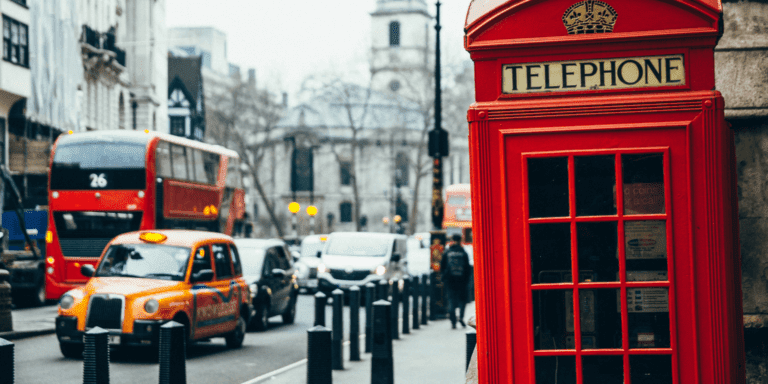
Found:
[0,304,58,340]
[247,302,475,384]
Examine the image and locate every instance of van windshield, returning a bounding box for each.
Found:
[325,237,390,257]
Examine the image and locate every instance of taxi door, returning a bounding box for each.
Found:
[209,243,239,334]
[190,245,218,339]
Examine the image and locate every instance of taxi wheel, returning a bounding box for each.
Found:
[252,302,269,331]
[225,316,247,349]
[282,294,297,324]
[59,343,83,359]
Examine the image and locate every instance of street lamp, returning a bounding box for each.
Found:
[307,205,318,235]
[288,201,300,241]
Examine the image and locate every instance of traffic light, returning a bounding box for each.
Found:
[428,128,449,158]
[307,205,318,216]
[288,202,300,214]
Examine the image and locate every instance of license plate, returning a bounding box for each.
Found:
[108,335,121,345]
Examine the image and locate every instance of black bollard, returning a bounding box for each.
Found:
[349,286,361,361]
[412,275,420,330]
[83,327,109,384]
[466,329,477,371]
[421,274,428,325]
[401,277,410,335]
[377,279,388,302]
[159,321,186,384]
[364,282,375,354]
[371,300,393,384]
[307,326,333,384]
[390,280,400,340]
[331,289,344,370]
[0,338,13,384]
[314,292,328,327]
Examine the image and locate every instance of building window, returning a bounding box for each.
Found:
[389,21,400,46]
[10,0,27,7]
[389,80,401,92]
[395,152,409,187]
[340,202,353,223]
[340,161,352,186]
[170,116,185,136]
[291,147,314,192]
[396,197,409,223]
[3,16,28,67]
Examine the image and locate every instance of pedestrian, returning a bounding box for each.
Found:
[441,233,471,329]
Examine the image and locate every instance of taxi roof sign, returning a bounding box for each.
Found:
[139,232,167,243]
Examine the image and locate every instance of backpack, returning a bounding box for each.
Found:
[445,248,466,278]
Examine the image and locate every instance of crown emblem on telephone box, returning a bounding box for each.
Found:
[562,0,618,34]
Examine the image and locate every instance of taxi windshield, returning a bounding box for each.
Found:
[96,244,192,281]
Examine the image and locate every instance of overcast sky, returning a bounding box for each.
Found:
[165,0,472,104]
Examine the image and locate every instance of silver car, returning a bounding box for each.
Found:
[294,234,328,292]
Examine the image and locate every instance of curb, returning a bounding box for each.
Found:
[0,328,56,341]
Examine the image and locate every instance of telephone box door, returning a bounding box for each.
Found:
[504,124,696,383]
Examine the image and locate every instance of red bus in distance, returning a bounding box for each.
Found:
[443,184,472,246]
[45,130,245,300]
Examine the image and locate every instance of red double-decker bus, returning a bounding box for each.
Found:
[45,130,246,300]
[443,184,472,245]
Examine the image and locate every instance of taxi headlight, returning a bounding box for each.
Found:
[249,283,258,298]
[375,265,387,276]
[317,264,328,274]
[59,294,75,310]
[144,299,160,314]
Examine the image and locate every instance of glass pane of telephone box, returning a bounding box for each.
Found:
[627,288,670,348]
[535,356,576,384]
[575,155,616,216]
[528,157,569,218]
[623,153,665,215]
[578,222,618,282]
[624,221,668,281]
[630,355,672,384]
[580,289,622,349]
[582,356,624,384]
[533,290,573,350]
[531,223,571,284]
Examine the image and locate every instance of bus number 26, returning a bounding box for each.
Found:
[89,173,107,188]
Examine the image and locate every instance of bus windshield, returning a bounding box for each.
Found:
[50,141,147,190]
[96,244,191,281]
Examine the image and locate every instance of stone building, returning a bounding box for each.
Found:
[719,1,768,382]
[248,0,470,239]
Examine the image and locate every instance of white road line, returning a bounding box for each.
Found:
[240,339,354,384]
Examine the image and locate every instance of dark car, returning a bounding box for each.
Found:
[234,238,298,331]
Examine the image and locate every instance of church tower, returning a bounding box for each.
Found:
[370,0,433,101]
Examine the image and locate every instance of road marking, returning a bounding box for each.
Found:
[240,338,359,384]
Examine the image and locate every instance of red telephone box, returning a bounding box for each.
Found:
[464,0,745,383]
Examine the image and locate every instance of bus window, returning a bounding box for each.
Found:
[193,149,207,183]
[156,142,172,179]
[203,152,220,184]
[170,144,188,180]
[226,158,242,188]
[50,140,146,190]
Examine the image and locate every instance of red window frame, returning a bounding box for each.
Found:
[522,147,678,384]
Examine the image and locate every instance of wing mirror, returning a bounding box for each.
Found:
[316,251,322,258]
[271,268,287,278]
[390,253,401,262]
[192,269,214,282]
[81,264,95,278]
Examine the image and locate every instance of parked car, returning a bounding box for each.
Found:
[234,238,298,331]
[55,230,251,358]
[317,232,408,294]
[294,234,329,292]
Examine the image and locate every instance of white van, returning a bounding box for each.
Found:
[317,232,408,293]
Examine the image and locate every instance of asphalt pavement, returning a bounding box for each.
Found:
[2,292,474,384]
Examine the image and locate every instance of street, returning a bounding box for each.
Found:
[12,295,337,384]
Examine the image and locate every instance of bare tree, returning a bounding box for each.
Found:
[206,78,286,237]
[302,75,376,231]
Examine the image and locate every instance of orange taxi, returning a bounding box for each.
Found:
[55,230,250,358]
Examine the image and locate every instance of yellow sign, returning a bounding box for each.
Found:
[502,55,685,94]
